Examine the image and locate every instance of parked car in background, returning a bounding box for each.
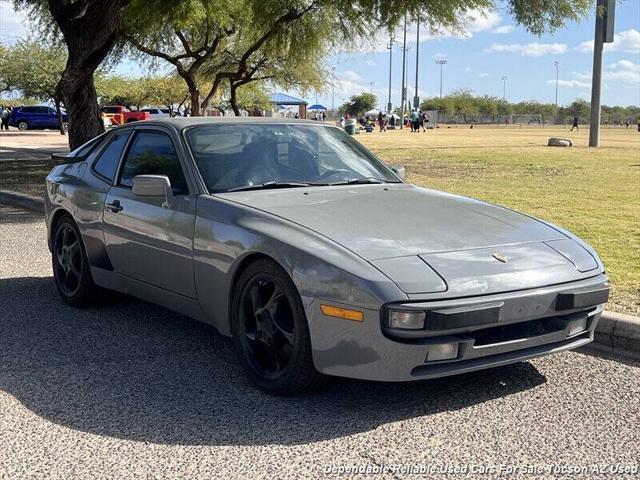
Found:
[100,105,150,125]
[140,107,172,119]
[10,105,68,131]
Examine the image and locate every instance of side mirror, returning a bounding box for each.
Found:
[132,175,173,207]
[390,165,406,180]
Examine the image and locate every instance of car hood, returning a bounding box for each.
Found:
[222,183,567,260]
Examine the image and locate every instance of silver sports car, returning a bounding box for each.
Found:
[45,118,609,393]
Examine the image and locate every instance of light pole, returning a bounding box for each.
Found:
[387,35,394,113]
[554,61,559,107]
[400,12,408,129]
[501,75,507,100]
[331,66,336,113]
[589,0,615,147]
[435,59,447,98]
[369,81,375,94]
[414,20,420,109]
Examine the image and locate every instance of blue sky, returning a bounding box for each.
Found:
[1,0,638,109]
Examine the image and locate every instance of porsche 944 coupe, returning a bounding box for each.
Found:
[45,118,609,393]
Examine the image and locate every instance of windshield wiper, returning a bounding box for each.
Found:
[227,181,311,192]
[329,177,385,186]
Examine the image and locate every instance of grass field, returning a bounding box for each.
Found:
[359,126,640,316]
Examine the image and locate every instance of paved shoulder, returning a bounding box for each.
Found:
[1,206,638,479]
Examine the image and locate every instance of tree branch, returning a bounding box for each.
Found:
[174,29,192,55]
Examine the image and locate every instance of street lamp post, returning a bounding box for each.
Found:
[501,75,507,100]
[589,0,615,147]
[435,59,447,98]
[331,66,336,113]
[554,61,559,107]
[400,12,408,129]
[414,20,420,109]
[387,35,394,113]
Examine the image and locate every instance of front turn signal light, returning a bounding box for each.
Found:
[387,309,426,329]
[321,304,364,322]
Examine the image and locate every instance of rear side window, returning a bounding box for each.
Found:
[70,133,106,157]
[93,131,130,182]
[119,131,188,195]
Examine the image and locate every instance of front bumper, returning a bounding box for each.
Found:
[304,274,608,382]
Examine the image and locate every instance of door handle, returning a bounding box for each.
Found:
[106,200,123,213]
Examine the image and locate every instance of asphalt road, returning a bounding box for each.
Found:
[1,205,639,479]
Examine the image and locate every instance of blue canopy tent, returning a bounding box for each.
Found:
[308,104,327,111]
[269,92,308,118]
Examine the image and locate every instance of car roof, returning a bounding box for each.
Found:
[136,117,326,129]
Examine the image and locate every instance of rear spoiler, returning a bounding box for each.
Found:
[51,153,85,165]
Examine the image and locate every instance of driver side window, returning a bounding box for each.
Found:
[119,131,189,195]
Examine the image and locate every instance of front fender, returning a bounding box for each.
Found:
[193,194,407,336]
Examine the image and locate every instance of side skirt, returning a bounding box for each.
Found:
[91,267,211,326]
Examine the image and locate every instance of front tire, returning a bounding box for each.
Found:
[17,120,28,130]
[231,259,327,394]
[52,214,102,307]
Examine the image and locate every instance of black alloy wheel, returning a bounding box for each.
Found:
[232,259,327,394]
[52,215,102,306]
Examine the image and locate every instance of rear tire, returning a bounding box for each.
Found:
[231,259,328,394]
[51,214,103,307]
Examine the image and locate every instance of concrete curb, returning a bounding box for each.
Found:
[595,311,640,358]
[1,188,639,357]
[0,189,44,213]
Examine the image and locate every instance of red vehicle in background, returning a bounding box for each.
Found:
[100,105,150,126]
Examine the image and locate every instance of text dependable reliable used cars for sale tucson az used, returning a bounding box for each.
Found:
[44,118,609,393]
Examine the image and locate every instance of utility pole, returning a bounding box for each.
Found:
[387,35,394,113]
[414,20,420,109]
[589,0,616,147]
[501,75,507,100]
[331,66,336,113]
[400,12,408,129]
[435,59,447,98]
[369,81,375,94]
[554,61,559,107]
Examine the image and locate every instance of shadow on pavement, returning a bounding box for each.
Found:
[0,205,43,223]
[0,276,546,446]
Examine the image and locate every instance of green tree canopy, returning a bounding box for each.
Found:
[340,93,377,116]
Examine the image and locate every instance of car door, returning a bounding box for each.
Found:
[102,127,198,298]
[33,106,49,127]
[19,107,37,127]
[46,107,59,128]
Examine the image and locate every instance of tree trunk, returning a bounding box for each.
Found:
[53,96,66,135]
[230,84,240,116]
[57,70,102,149]
[48,0,128,150]
[190,89,201,116]
[200,76,224,113]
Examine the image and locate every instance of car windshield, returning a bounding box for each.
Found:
[185,123,400,193]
